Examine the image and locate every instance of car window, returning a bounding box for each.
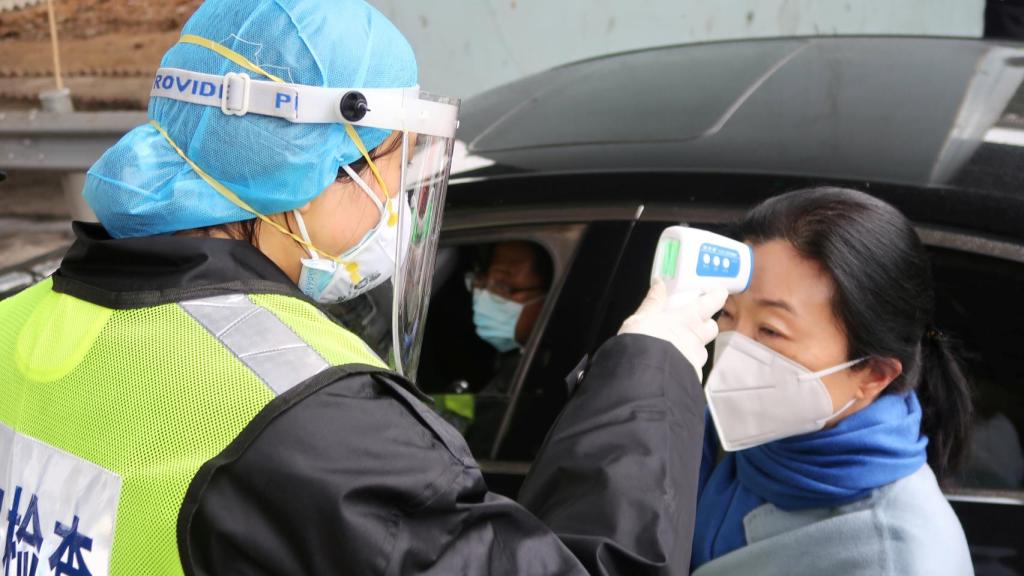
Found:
[931,246,1024,493]
[417,240,554,455]
[926,245,1024,575]
[416,225,584,459]
[496,220,640,460]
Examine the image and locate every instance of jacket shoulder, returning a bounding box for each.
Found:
[697,466,972,576]
[877,466,973,575]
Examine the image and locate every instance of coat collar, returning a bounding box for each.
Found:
[53,222,307,309]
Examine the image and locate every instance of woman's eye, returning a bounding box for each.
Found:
[759,326,782,339]
[719,309,734,320]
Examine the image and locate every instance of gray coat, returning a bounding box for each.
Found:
[692,465,973,576]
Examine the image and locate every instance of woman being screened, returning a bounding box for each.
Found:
[692,188,973,576]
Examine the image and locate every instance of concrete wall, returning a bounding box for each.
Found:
[369,0,985,98]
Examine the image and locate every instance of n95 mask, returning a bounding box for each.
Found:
[705,331,864,451]
[295,164,410,304]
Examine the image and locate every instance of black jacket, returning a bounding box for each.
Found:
[54,223,706,575]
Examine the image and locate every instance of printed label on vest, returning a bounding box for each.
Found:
[0,424,121,576]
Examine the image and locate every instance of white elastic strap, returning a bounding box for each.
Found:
[802,357,867,381]
[816,397,858,426]
[340,164,387,215]
[292,210,318,259]
[150,67,458,138]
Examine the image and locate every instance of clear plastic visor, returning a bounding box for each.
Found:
[328,93,459,380]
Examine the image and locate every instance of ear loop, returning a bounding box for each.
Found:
[292,209,318,259]
[810,357,868,425]
[290,139,393,263]
[293,208,363,285]
[805,357,868,381]
[341,163,387,218]
[344,123,398,227]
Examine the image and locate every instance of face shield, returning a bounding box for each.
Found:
[146,37,459,379]
[324,93,458,379]
[325,98,459,378]
[390,99,459,376]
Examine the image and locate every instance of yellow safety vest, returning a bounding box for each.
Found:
[0,279,385,575]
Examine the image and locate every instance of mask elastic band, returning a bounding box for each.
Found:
[343,123,398,226]
[802,357,867,381]
[292,210,318,259]
[148,118,321,253]
[340,164,386,214]
[816,397,858,426]
[292,209,363,284]
[809,357,866,425]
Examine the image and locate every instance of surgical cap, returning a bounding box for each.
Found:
[84,0,417,238]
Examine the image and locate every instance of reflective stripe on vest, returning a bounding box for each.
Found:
[0,280,384,575]
[180,294,329,396]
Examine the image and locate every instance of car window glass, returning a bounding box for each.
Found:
[933,247,1024,493]
[416,240,556,456]
[498,220,638,460]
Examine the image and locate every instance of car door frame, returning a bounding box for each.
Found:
[438,200,643,462]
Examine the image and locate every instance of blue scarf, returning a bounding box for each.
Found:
[691,392,928,570]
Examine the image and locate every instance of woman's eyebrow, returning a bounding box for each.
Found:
[754,298,797,315]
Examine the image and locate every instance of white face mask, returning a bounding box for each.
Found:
[295,164,410,304]
[705,331,865,452]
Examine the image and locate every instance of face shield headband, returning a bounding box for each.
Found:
[148,35,460,377]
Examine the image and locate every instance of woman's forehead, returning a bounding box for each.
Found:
[745,240,834,314]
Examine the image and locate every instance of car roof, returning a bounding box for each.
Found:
[454,36,1024,207]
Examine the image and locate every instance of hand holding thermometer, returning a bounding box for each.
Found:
[621,226,744,377]
[650,226,753,303]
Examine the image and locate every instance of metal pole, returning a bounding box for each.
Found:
[38,0,91,219]
[46,0,64,91]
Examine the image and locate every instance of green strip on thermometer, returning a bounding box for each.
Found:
[661,238,680,279]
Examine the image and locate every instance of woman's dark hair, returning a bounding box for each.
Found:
[736,187,972,481]
[191,133,403,245]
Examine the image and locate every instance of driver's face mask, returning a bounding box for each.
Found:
[705,331,866,451]
[470,289,547,354]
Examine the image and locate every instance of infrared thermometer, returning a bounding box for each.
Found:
[650,226,753,298]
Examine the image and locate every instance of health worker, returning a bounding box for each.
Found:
[0,1,726,574]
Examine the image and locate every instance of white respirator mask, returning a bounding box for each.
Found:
[294,164,410,304]
[705,331,865,451]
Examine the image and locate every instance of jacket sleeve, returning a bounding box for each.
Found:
[181,333,704,576]
[518,333,707,575]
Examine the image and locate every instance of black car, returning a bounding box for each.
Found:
[416,36,1024,575]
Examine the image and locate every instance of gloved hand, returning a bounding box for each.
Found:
[618,280,728,379]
